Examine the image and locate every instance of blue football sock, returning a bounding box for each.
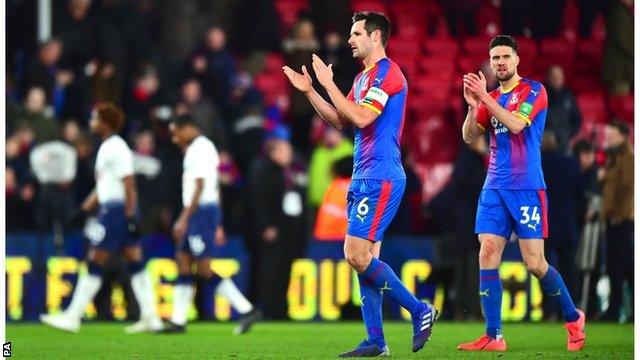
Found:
[480,269,502,339]
[362,258,424,317]
[358,274,385,348]
[540,266,579,322]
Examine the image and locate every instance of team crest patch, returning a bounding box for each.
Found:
[519,102,533,116]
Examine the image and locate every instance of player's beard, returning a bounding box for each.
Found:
[495,68,515,82]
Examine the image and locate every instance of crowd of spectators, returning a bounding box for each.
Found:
[6,0,633,322]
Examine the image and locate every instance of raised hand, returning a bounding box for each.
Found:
[282,65,313,94]
[463,71,488,101]
[463,83,480,108]
[311,54,334,88]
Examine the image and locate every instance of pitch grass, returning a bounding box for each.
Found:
[7,321,633,359]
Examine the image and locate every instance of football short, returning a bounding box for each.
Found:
[85,202,139,252]
[178,204,219,259]
[475,189,549,239]
[347,178,405,242]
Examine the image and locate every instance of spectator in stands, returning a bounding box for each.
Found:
[313,156,353,241]
[126,64,163,132]
[284,18,321,156]
[310,0,351,36]
[449,138,487,321]
[6,166,35,232]
[545,65,582,153]
[72,131,95,208]
[307,120,353,211]
[132,131,163,233]
[13,87,60,144]
[175,78,227,151]
[7,126,36,186]
[189,26,237,115]
[600,120,634,322]
[441,0,482,37]
[501,0,564,39]
[246,126,307,319]
[603,0,634,95]
[541,131,583,320]
[234,0,280,55]
[320,30,359,95]
[22,38,74,115]
[572,140,602,319]
[90,62,122,104]
[577,0,606,38]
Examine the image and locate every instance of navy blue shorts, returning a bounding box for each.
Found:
[84,202,139,252]
[178,204,219,259]
[475,189,549,239]
[346,179,405,242]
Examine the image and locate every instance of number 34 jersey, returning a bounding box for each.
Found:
[476,78,548,190]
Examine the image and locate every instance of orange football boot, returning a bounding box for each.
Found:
[565,309,586,351]
[457,334,507,351]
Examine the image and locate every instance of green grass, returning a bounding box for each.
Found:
[7,321,633,359]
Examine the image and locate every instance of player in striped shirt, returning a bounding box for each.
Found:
[459,35,585,352]
[283,11,436,357]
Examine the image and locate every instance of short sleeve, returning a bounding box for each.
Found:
[112,142,134,179]
[361,62,404,115]
[187,140,218,179]
[476,102,490,131]
[513,82,548,126]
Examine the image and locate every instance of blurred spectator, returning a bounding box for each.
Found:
[320,30,360,95]
[234,0,280,55]
[72,131,96,206]
[284,18,321,156]
[387,151,422,235]
[55,0,96,71]
[313,156,353,241]
[12,87,60,144]
[449,138,487,320]
[577,0,607,38]
[29,140,77,232]
[126,65,162,132]
[231,105,266,175]
[441,0,482,37]
[307,121,353,210]
[310,0,351,36]
[62,120,81,144]
[175,78,227,151]
[246,126,307,319]
[189,26,237,115]
[132,131,163,233]
[602,0,634,95]
[541,131,582,320]
[501,0,565,39]
[22,39,74,114]
[6,167,35,232]
[90,62,122,104]
[7,126,36,185]
[600,120,634,322]
[573,140,602,318]
[545,65,582,153]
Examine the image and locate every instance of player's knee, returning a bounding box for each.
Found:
[524,256,547,278]
[344,251,371,273]
[479,243,500,267]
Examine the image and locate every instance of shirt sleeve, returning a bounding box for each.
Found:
[476,102,490,131]
[189,141,217,179]
[112,142,134,179]
[361,63,404,115]
[513,82,548,126]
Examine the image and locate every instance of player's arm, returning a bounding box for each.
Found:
[282,65,350,130]
[463,72,527,134]
[122,175,138,219]
[462,83,486,144]
[80,190,99,212]
[312,54,378,129]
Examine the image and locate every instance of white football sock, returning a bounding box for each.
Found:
[131,270,159,320]
[170,284,194,326]
[216,278,253,314]
[66,272,102,320]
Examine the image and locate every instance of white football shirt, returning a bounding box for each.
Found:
[95,135,134,204]
[182,135,220,207]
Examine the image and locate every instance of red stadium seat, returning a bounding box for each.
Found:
[254,73,289,105]
[410,77,450,102]
[418,56,456,76]
[350,0,386,14]
[608,94,634,124]
[387,38,421,56]
[568,75,605,94]
[576,92,607,124]
[423,37,459,57]
[574,39,604,75]
[458,55,487,74]
[462,37,491,55]
[263,53,285,74]
[475,2,501,37]
[537,38,576,73]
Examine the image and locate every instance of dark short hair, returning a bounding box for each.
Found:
[573,140,594,157]
[96,102,125,132]
[172,114,199,129]
[352,11,391,47]
[489,35,518,54]
[608,119,630,137]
